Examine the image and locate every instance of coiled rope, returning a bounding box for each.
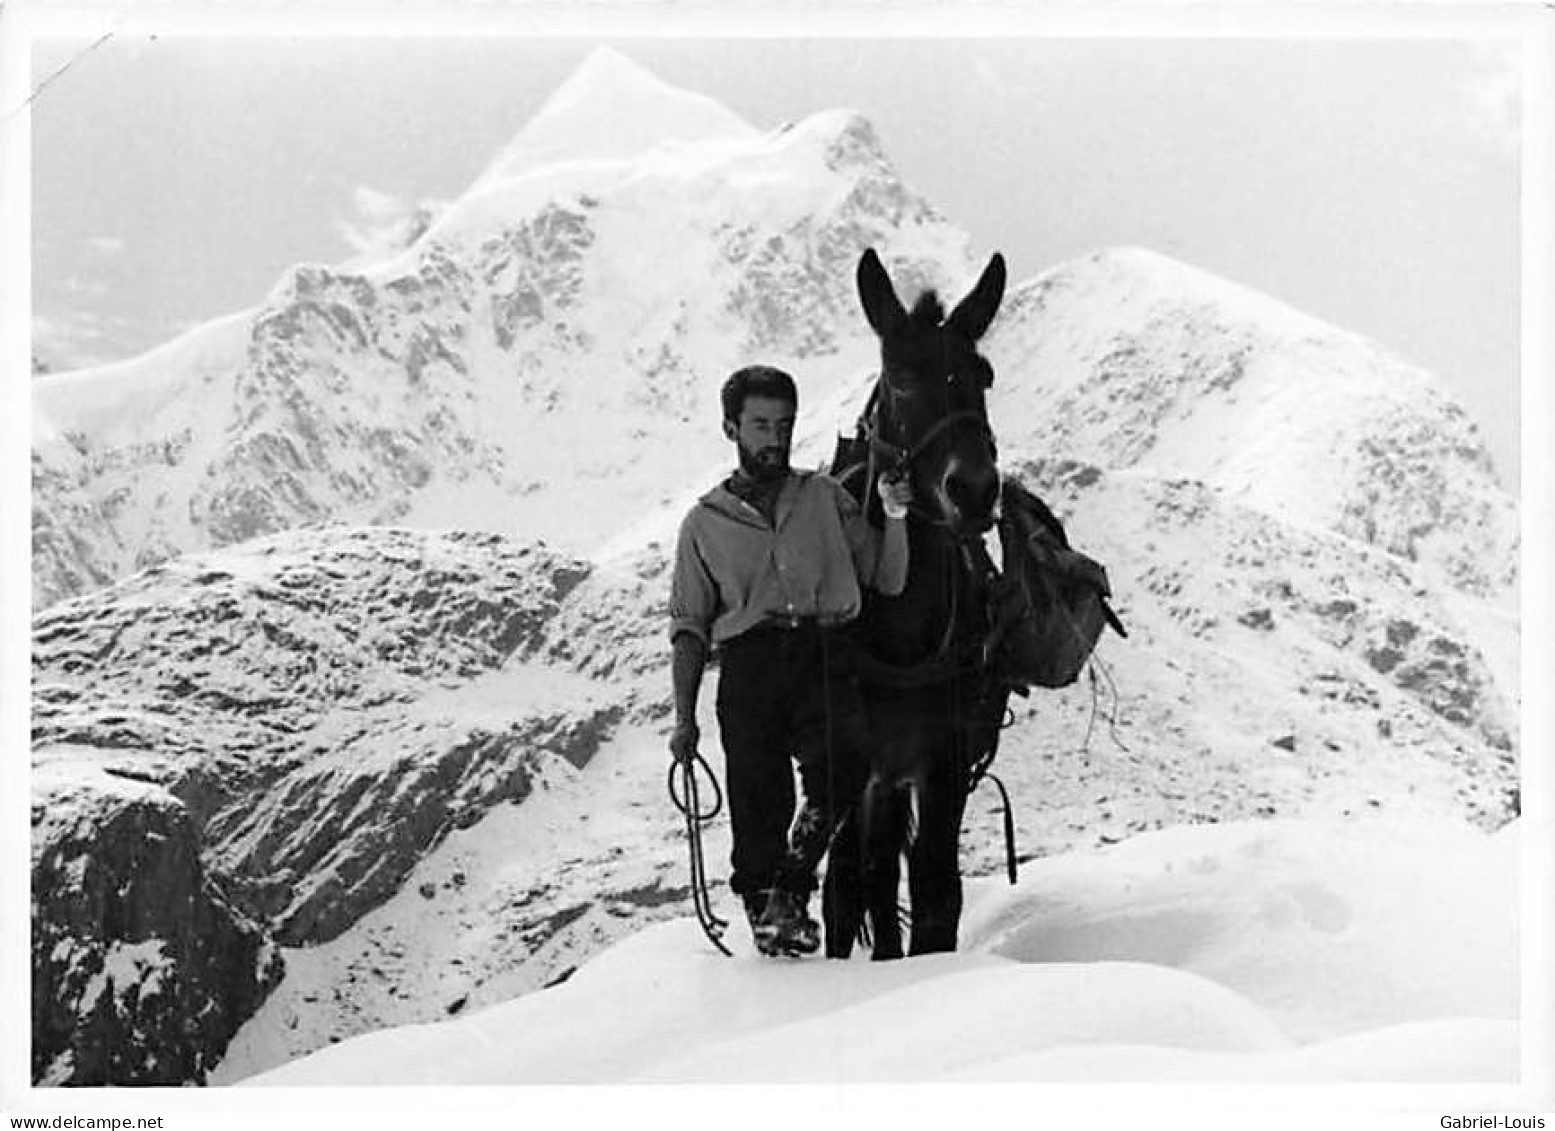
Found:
[667,751,733,957]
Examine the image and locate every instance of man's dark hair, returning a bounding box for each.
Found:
[721,365,797,424]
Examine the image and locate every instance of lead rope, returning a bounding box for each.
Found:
[667,752,733,956]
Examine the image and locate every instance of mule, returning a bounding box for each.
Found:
[822,248,1014,960]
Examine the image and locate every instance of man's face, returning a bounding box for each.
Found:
[724,394,795,480]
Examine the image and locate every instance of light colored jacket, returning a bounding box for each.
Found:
[668,470,883,648]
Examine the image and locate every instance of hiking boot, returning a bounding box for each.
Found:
[742,893,769,935]
[744,892,785,955]
[752,888,821,957]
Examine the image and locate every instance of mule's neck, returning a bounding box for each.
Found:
[862,518,979,666]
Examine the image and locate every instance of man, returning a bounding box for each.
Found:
[668,364,913,956]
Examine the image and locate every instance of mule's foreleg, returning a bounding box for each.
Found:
[861,777,909,960]
[907,772,969,956]
[822,815,864,959]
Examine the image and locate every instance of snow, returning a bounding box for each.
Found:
[469,46,759,192]
[31,308,254,563]
[210,717,687,1083]
[30,746,176,845]
[32,309,251,448]
[1050,246,1343,347]
[944,1018,1519,1084]
[242,814,1518,1086]
[432,99,929,263]
[398,662,608,731]
[79,940,172,1013]
[963,817,1518,1040]
[1443,591,1521,705]
[986,247,1468,542]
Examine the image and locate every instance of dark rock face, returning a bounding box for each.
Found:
[1343,410,1517,597]
[482,203,596,349]
[214,707,623,946]
[32,765,283,1085]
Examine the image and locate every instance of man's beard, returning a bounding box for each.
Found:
[738,442,790,482]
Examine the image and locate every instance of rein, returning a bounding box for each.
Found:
[864,408,993,474]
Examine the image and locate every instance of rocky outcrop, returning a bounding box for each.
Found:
[32,756,283,1085]
[31,527,625,1082]
[212,706,624,945]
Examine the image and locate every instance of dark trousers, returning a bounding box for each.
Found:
[715,624,870,904]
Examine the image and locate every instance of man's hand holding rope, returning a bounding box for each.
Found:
[669,718,700,764]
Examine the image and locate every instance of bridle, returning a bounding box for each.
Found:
[858,368,1000,537]
[864,406,996,475]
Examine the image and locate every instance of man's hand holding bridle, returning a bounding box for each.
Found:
[877,471,912,520]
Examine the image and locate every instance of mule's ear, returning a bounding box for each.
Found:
[947,253,1006,340]
[857,248,906,335]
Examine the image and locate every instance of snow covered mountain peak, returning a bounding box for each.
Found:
[1017,246,1351,350]
[985,244,1517,600]
[469,46,759,193]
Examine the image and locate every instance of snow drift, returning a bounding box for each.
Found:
[245,815,1518,1085]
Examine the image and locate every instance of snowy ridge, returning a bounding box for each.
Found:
[984,248,1516,601]
[988,247,1511,600]
[243,817,1518,1085]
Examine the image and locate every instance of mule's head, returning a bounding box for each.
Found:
[857,248,1006,538]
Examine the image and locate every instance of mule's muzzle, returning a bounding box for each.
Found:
[940,460,1001,536]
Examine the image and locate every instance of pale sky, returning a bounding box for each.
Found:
[29,31,1525,487]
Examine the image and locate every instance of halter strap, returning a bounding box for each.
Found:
[863,408,992,472]
[859,400,997,537]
